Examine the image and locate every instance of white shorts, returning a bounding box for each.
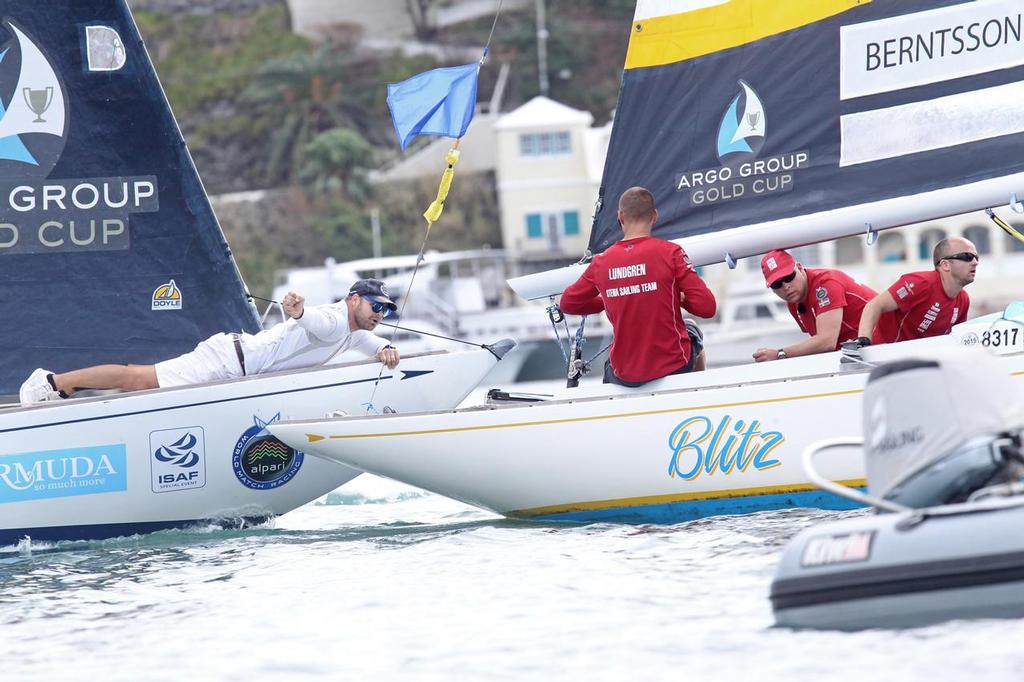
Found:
[154,333,244,388]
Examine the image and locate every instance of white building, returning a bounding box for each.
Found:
[493,96,611,259]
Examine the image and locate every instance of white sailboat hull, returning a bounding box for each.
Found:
[270,319,1024,524]
[0,346,505,545]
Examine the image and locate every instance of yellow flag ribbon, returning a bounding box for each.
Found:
[423,144,461,224]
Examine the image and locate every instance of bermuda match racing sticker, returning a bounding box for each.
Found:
[232,413,304,491]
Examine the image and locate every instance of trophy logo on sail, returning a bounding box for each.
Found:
[717,80,766,165]
[23,85,52,123]
[676,78,809,208]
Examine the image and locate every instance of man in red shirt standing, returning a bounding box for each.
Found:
[856,236,976,346]
[753,249,876,362]
[560,186,717,386]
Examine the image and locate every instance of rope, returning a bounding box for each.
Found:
[364,140,464,411]
[987,208,1024,244]
[546,304,570,367]
[586,341,612,365]
[378,322,489,349]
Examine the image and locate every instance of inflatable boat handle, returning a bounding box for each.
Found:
[802,437,910,513]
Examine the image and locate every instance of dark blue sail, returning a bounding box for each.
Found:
[0,1,260,395]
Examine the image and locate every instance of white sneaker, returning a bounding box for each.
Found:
[19,368,62,405]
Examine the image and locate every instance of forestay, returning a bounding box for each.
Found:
[0,2,261,395]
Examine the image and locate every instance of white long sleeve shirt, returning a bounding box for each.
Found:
[238,303,387,374]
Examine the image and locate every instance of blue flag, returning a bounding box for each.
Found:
[387,63,479,150]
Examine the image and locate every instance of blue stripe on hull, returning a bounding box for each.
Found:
[0,515,273,547]
[533,490,863,524]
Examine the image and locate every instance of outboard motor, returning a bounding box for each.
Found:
[864,349,1024,508]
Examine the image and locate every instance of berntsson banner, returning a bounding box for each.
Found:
[588,0,1024,253]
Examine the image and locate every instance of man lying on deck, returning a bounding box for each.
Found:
[560,186,717,386]
[753,249,876,362]
[19,278,402,405]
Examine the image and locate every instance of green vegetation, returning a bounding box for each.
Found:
[137,2,629,295]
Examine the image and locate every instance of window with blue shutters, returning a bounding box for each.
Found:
[563,211,579,236]
[526,213,543,239]
[519,131,571,156]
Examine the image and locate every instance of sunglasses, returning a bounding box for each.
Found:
[361,295,393,317]
[770,272,797,290]
[942,252,979,263]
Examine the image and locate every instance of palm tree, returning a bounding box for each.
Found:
[241,45,376,184]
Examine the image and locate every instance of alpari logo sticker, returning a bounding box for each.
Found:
[0,19,69,178]
[717,80,765,165]
[150,427,206,493]
[152,279,182,310]
[232,413,304,490]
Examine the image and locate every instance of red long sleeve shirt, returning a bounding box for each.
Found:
[873,270,970,344]
[561,236,716,383]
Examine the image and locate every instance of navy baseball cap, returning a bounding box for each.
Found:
[349,278,398,312]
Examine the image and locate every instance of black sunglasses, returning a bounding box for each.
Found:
[361,295,393,317]
[770,272,797,290]
[942,252,979,263]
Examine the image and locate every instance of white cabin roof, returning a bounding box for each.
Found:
[495,96,594,131]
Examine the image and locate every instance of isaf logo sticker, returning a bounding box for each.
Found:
[150,427,206,493]
[815,286,830,307]
[232,413,304,490]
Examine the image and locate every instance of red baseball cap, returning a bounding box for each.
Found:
[761,250,796,287]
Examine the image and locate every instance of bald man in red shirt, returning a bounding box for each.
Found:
[856,237,975,346]
[561,186,717,386]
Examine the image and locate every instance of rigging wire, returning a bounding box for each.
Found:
[363,0,508,412]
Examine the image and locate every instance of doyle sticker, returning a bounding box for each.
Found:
[150,427,206,493]
[667,415,783,481]
[232,413,303,490]
[152,279,182,310]
[0,444,127,503]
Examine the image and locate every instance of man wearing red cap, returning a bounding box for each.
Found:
[753,249,876,362]
[561,186,717,386]
[854,237,975,347]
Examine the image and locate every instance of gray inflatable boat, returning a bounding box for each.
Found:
[771,350,1024,630]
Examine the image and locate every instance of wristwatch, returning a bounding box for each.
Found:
[776,349,787,360]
